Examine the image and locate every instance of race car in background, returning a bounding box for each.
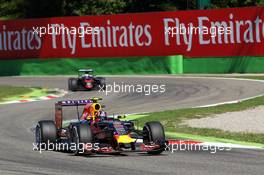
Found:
[35,98,166,155]
[68,69,106,91]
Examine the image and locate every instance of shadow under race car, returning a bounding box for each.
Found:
[35,98,166,155]
[68,69,106,91]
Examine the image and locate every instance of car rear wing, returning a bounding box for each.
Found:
[55,98,102,129]
[56,99,93,106]
[56,98,103,106]
[78,69,93,72]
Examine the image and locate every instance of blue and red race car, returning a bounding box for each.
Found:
[35,98,166,155]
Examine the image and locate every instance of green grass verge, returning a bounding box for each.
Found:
[166,132,264,148]
[0,86,33,102]
[134,91,264,145]
[126,114,264,147]
[0,86,50,102]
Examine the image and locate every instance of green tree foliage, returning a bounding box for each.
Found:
[125,0,177,12]
[256,0,264,6]
[73,0,127,16]
[211,0,264,8]
[0,0,263,19]
[0,0,25,19]
[23,0,65,18]
[0,0,65,19]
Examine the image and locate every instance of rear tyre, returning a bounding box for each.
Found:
[68,78,79,91]
[71,123,93,155]
[143,121,166,155]
[35,120,57,150]
[68,78,72,91]
[96,77,106,90]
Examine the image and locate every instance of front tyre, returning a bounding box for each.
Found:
[143,121,166,155]
[68,78,79,91]
[95,77,106,90]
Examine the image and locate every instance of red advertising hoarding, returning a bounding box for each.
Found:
[0,6,263,59]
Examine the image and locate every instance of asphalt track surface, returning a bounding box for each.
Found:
[0,76,264,175]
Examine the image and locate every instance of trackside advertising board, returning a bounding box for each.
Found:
[0,6,263,59]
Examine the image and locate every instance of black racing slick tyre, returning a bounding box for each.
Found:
[35,120,57,150]
[71,123,93,155]
[143,121,166,155]
[68,78,78,91]
[96,77,106,90]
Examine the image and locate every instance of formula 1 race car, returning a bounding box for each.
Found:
[35,98,166,155]
[68,69,106,91]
